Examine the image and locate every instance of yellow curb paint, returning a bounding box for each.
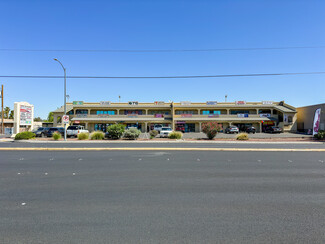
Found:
[0,147,324,152]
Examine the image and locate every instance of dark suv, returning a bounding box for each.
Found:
[47,127,65,137]
[246,126,256,134]
[265,126,282,133]
[33,127,50,137]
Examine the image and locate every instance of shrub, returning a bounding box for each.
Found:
[78,132,89,140]
[149,130,158,138]
[168,131,183,139]
[202,122,222,140]
[236,133,249,140]
[53,132,62,140]
[314,130,325,140]
[14,131,36,140]
[123,128,141,140]
[90,131,105,140]
[106,124,125,139]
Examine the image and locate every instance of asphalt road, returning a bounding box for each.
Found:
[1,149,325,243]
[1,141,325,149]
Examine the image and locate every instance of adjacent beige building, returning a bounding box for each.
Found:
[297,103,325,133]
[52,101,297,133]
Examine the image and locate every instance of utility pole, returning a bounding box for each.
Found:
[54,58,67,141]
[1,85,3,134]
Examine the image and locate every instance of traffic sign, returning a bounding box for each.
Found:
[62,115,69,124]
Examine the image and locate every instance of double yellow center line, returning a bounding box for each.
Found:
[0,147,324,152]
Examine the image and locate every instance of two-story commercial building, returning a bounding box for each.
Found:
[52,100,297,133]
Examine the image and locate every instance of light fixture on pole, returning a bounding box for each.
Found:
[53,58,67,141]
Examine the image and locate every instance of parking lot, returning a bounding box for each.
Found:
[181,132,313,139]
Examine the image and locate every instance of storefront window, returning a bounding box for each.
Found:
[96,111,115,115]
[76,109,88,114]
[230,110,250,115]
[124,110,143,115]
[175,110,195,115]
[94,123,114,132]
[202,110,221,115]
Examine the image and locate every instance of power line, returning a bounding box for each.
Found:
[0,71,325,79]
[0,46,325,53]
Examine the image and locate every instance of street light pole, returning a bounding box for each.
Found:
[1,85,3,135]
[53,58,67,141]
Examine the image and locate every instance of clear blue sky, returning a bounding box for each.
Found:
[0,0,324,119]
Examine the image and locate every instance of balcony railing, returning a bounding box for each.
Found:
[174,114,278,119]
[73,114,172,119]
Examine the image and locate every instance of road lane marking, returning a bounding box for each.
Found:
[1,147,325,151]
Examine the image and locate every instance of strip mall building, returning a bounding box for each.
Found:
[52,101,297,133]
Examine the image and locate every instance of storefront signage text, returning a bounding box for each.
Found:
[206,101,218,105]
[181,114,193,118]
[20,105,32,125]
[154,101,165,105]
[100,101,111,106]
[180,101,191,106]
[128,101,138,105]
[259,113,271,117]
[73,101,84,105]
[155,114,164,118]
[237,113,249,118]
[235,101,246,105]
[262,101,273,105]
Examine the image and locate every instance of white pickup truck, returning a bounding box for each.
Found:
[67,125,89,138]
[160,127,173,138]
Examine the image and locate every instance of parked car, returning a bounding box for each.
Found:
[225,126,239,134]
[32,127,50,137]
[160,127,173,138]
[246,126,256,134]
[154,124,163,133]
[67,125,89,138]
[265,126,282,133]
[47,127,65,137]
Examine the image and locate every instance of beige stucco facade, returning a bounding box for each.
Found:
[52,101,297,133]
[297,103,325,133]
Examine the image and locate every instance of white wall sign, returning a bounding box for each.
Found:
[180,101,191,105]
[262,101,273,105]
[100,101,111,106]
[128,101,138,105]
[259,114,271,117]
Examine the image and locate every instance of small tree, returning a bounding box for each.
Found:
[47,112,54,122]
[106,124,125,139]
[9,110,14,119]
[4,107,10,119]
[201,122,222,140]
[34,117,43,122]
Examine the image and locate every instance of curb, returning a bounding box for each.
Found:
[7,140,325,144]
